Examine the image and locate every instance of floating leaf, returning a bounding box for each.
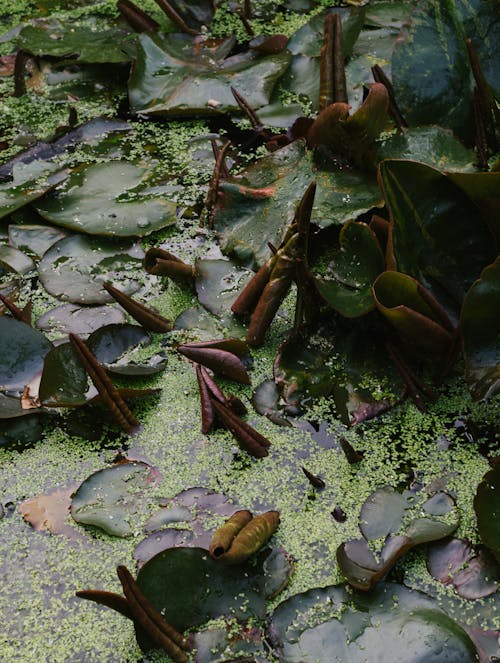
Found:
[474,465,500,563]
[0,317,51,395]
[16,18,132,63]
[136,547,267,631]
[35,161,178,237]
[38,342,95,407]
[194,258,252,318]
[359,487,408,540]
[129,32,290,117]
[38,235,144,304]
[268,582,478,662]
[19,483,81,539]
[9,224,67,258]
[379,159,495,309]
[0,244,35,274]
[392,0,500,142]
[314,220,384,317]
[215,140,382,267]
[70,461,158,537]
[179,338,251,383]
[427,538,499,599]
[36,304,125,336]
[460,258,500,400]
[0,161,68,220]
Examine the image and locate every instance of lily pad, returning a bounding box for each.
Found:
[460,258,500,400]
[195,258,252,317]
[38,235,145,304]
[129,32,290,117]
[215,140,382,267]
[38,342,96,407]
[16,18,132,63]
[136,547,267,631]
[0,413,43,446]
[19,482,82,539]
[8,224,67,258]
[35,161,178,237]
[314,220,384,317]
[0,317,52,394]
[0,160,68,220]
[70,460,158,537]
[474,465,500,563]
[36,304,126,336]
[392,0,500,142]
[0,244,35,274]
[268,581,478,662]
[378,159,495,309]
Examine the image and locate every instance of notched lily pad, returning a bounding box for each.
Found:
[129,32,290,117]
[38,235,145,304]
[70,460,159,537]
[268,582,478,662]
[35,161,178,237]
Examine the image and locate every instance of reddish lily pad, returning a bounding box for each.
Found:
[70,460,159,537]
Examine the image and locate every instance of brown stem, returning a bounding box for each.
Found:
[69,334,139,433]
[211,398,271,458]
[117,0,159,32]
[231,87,268,140]
[203,140,231,229]
[211,139,229,178]
[103,282,171,332]
[153,0,199,34]
[386,342,427,412]
[371,64,407,129]
[0,294,31,325]
[319,13,347,110]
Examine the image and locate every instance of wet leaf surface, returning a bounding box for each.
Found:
[19,482,82,539]
[8,223,67,258]
[38,235,145,304]
[268,582,477,662]
[0,244,35,274]
[35,161,178,237]
[129,32,290,117]
[70,460,159,537]
[36,304,126,337]
[474,465,500,563]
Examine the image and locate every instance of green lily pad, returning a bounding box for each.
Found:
[268,582,477,662]
[0,317,52,395]
[378,159,495,308]
[359,487,409,540]
[8,224,67,258]
[129,32,290,117]
[16,18,132,63]
[36,304,125,336]
[35,161,178,237]
[314,220,384,317]
[474,465,500,563]
[375,126,476,172]
[460,258,500,400]
[0,244,35,274]
[215,140,382,267]
[365,1,418,29]
[392,0,500,142]
[0,160,68,221]
[38,235,145,305]
[195,258,252,317]
[135,546,267,631]
[70,460,158,537]
[87,323,150,364]
[38,342,96,407]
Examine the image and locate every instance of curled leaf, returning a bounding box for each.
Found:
[211,399,270,458]
[216,511,280,565]
[103,282,171,333]
[144,247,195,281]
[178,339,250,384]
[209,510,253,559]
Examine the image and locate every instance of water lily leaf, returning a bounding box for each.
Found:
[8,224,67,258]
[375,126,476,172]
[0,160,68,220]
[268,582,477,662]
[35,161,178,237]
[427,538,499,599]
[87,323,150,365]
[378,159,495,309]
[392,0,500,142]
[194,258,252,317]
[16,18,132,63]
[135,547,267,631]
[215,140,382,267]
[365,1,417,29]
[0,413,43,445]
[314,220,384,317]
[338,488,459,590]
[373,271,454,356]
[0,317,52,395]
[36,304,126,336]
[446,171,500,244]
[474,465,500,563]
[38,342,96,407]
[0,244,35,274]
[129,32,290,117]
[70,460,158,537]
[38,235,145,304]
[460,258,500,400]
[192,619,267,663]
[19,482,82,539]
